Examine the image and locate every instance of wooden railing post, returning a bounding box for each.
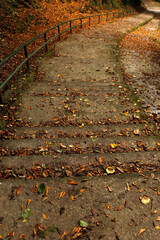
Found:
[70,21,72,33]
[80,18,82,28]
[44,33,48,52]
[24,45,29,69]
[57,25,61,40]
[98,15,100,23]
[106,13,108,21]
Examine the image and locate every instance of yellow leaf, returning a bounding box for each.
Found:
[126,183,130,191]
[87,173,92,176]
[137,229,146,236]
[106,166,115,174]
[155,226,160,230]
[110,143,118,149]
[140,196,151,204]
[157,216,160,221]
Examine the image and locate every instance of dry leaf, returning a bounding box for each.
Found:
[137,229,146,236]
[106,204,111,210]
[70,195,75,201]
[68,180,78,185]
[106,185,112,192]
[45,186,51,196]
[157,216,160,221]
[98,157,104,163]
[18,234,27,239]
[42,197,48,202]
[80,189,85,193]
[26,199,32,208]
[60,231,67,239]
[126,183,130,191]
[140,196,151,204]
[7,231,15,237]
[16,186,21,196]
[33,229,36,237]
[134,129,140,135]
[106,166,115,174]
[155,226,160,230]
[43,213,49,220]
[59,191,65,199]
[71,226,82,236]
[110,143,118,149]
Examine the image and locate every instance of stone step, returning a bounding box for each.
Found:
[2,123,157,140]
[1,135,160,156]
[1,151,160,170]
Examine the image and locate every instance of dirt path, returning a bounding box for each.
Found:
[0,10,160,240]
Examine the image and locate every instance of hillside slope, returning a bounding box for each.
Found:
[0,0,135,61]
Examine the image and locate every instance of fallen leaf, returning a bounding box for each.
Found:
[106,204,111,210]
[16,186,21,196]
[134,129,140,135]
[137,229,146,236]
[155,226,160,230]
[43,213,49,220]
[106,185,112,192]
[70,195,75,201]
[106,166,115,174]
[37,183,45,194]
[45,186,51,196]
[60,231,67,239]
[98,157,104,163]
[110,143,118,149]
[79,220,88,228]
[126,183,130,191]
[22,208,31,219]
[7,231,15,237]
[26,199,32,208]
[71,226,82,236]
[140,196,151,204]
[68,180,78,185]
[59,191,65,199]
[157,216,160,221]
[18,234,27,239]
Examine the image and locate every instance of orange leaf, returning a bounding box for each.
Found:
[43,213,49,220]
[26,199,32,208]
[7,231,15,237]
[71,226,82,236]
[70,195,75,201]
[45,186,51,196]
[33,229,36,237]
[68,180,78,185]
[60,231,67,239]
[98,157,104,163]
[16,186,21,196]
[137,229,146,236]
[59,191,65,199]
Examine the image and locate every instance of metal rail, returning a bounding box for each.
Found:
[0,10,135,102]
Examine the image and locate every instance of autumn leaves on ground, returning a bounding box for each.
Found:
[0,0,160,239]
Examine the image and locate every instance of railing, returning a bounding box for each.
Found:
[0,10,135,102]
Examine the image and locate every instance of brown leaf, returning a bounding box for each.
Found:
[18,234,27,239]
